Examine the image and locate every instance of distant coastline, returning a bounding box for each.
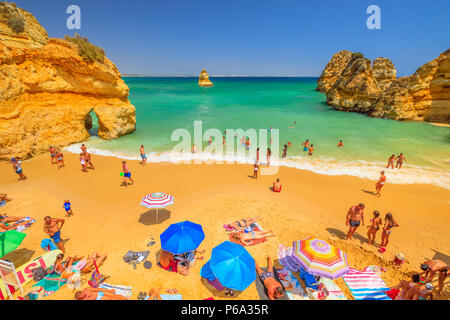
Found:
[122,74,318,78]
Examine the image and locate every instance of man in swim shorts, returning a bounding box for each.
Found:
[49,146,57,165]
[420,259,448,295]
[44,216,65,253]
[302,139,310,152]
[255,256,284,300]
[140,145,147,166]
[345,203,365,240]
[83,151,95,170]
[122,161,134,187]
[75,287,128,300]
[12,157,27,180]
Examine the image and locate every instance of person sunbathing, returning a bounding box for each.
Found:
[0,218,30,232]
[224,216,263,231]
[75,287,128,300]
[231,230,275,246]
[147,287,163,300]
[53,252,107,278]
[0,194,12,202]
[256,257,284,300]
[0,214,27,224]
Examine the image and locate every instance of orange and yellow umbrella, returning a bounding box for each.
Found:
[292,238,350,279]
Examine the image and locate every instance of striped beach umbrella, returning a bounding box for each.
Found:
[292,238,350,279]
[140,192,175,223]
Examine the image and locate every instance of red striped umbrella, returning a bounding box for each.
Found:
[140,192,175,223]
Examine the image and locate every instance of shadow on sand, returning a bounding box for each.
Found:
[139,209,171,226]
[362,189,377,196]
[200,277,243,299]
[326,227,369,244]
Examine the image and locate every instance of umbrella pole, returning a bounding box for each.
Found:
[156,209,159,224]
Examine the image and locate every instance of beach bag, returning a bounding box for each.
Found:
[88,259,106,288]
[32,267,48,282]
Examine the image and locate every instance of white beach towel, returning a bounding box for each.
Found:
[99,283,133,298]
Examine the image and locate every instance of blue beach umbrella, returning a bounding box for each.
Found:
[160,221,205,255]
[209,241,256,291]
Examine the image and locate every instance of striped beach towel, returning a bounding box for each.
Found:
[343,268,391,300]
[319,278,347,300]
[99,283,132,298]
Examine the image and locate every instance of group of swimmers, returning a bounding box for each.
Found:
[386,153,407,169]
[345,203,399,253]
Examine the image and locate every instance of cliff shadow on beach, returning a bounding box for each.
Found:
[138,209,171,226]
[326,228,370,245]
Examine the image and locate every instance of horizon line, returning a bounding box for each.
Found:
[121,74,320,78]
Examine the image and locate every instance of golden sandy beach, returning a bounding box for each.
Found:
[0,153,449,300]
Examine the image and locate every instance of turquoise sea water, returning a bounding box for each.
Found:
[65,77,450,189]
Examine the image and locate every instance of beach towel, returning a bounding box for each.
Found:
[318,278,347,300]
[229,223,267,246]
[40,239,58,252]
[99,283,132,298]
[343,268,391,300]
[0,201,7,208]
[281,269,310,300]
[145,294,183,300]
[255,267,289,300]
[33,273,66,297]
[277,244,302,272]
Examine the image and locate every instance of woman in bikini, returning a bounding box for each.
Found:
[367,210,382,245]
[386,154,395,169]
[80,153,87,172]
[224,216,263,231]
[379,213,399,252]
[375,171,386,197]
[56,149,65,169]
[231,230,275,246]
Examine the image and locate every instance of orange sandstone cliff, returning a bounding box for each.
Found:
[198,68,213,87]
[0,3,136,159]
[317,49,450,124]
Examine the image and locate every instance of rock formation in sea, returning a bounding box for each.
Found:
[316,49,450,124]
[198,68,213,87]
[0,2,136,159]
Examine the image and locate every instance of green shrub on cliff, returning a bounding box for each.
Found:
[64,34,105,64]
[7,15,25,33]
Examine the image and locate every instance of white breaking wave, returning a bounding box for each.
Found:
[64,143,450,190]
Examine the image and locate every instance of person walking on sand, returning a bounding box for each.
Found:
[337,140,344,148]
[256,148,260,163]
[367,210,382,245]
[11,157,27,180]
[267,148,272,166]
[56,149,65,169]
[79,153,87,172]
[273,178,282,193]
[255,257,284,300]
[395,153,407,169]
[375,171,386,197]
[84,151,95,170]
[420,259,448,295]
[308,144,315,156]
[302,139,310,152]
[379,213,399,253]
[122,161,134,187]
[345,203,365,240]
[253,163,259,179]
[44,216,65,253]
[63,200,73,217]
[140,145,147,166]
[386,154,395,169]
[49,146,57,165]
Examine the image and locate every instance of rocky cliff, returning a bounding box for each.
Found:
[0,2,136,159]
[316,49,450,123]
[198,68,213,87]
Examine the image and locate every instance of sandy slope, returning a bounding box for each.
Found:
[0,153,448,300]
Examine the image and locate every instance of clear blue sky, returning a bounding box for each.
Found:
[13,0,450,76]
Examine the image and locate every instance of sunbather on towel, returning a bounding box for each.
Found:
[231,230,275,246]
[0,194,12,202]
[224,216,263,231]
[53,252,107,278]
[0,218,31,232]
[0,214,27,224]
[256,257,284,300]
[75,287,128,300]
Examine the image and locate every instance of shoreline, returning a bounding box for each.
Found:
[1,152,449,300]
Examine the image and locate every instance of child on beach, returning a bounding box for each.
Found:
[140,145,147,166]
[63,200,73,217]
[49,146,57,164]
[56,149,65,169]
[11,157,27,180]
[367,210,382,245]
[386,154,395,169]
[122,161,134,187]
[255,257,284,300]
[80,153,87,172]
[379,213,399,253]
[375,171,386,197]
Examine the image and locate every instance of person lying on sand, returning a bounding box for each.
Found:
[224,217,263,231]
[231,230,275,246]
[75,287,128,300]
[273,179,282,192]
[0,194,13,202]
[420,259,448,295]
[345,203,365,240]
[256,257,284,300]
[0,219,30,232]
[0,214,26,224]
[386,154,395,169]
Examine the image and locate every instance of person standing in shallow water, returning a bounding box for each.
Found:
[375,171,386,197]
[256,148,260,164]
[345,203,365,240]
[302,139,310,152]
[140,145,147,166]
[267,148,272,166]
[395,153,407,169]
[282,144,288,158]
[386,154,395,169]
[308,144,315,156]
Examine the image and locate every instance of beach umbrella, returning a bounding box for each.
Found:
[292,238,350,279]
[140,192,175,223]
[160,221,205,255]
[209,241,256,291]
[0,230,27,258]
